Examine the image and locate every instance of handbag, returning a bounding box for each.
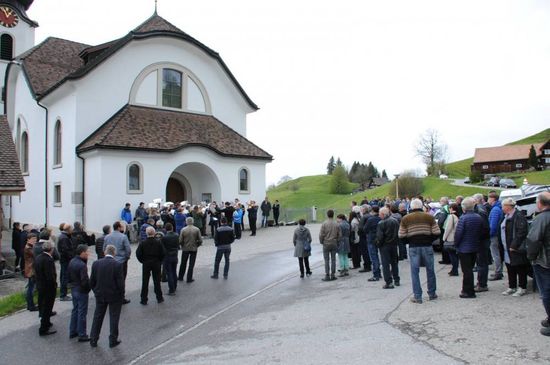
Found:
[303,241,311,252]
[443,240,456,252]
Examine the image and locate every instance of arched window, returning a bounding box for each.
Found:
[20,131,29,173]
[131,63,210,113]
[0,34,13,61]
[53,120,62,166]
[128,163,142,193]
[239,168,249,193]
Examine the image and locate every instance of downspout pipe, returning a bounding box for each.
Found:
[36,101,48,228]
[77,154,85,228]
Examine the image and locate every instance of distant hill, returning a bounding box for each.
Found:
[267,174,481,214]
[446,128,550,178]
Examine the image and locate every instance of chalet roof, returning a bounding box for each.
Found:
[14,14,258,109]
[0,115,25,193]
[76,105,272,160]
[473,143,546,164]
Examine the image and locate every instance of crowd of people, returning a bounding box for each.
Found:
[8,190,550,346]
[11,196,280,346]
[295,191,550,336]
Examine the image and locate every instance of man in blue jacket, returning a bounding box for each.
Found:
[488,192,504,281]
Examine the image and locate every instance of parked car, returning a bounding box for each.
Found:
[463,176,471,184]
[439,174,448,180]
[486,176,500,187]
[499,178,517,189]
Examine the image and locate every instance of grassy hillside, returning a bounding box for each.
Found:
[445,128,550,178]
[269,175,484,212]
[445,157,473,178]
[507,128,550,146]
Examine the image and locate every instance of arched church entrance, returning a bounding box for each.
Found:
[165,163,221,205]
[166,177,186,203]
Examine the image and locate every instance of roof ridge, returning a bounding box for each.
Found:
[132,13,184,34]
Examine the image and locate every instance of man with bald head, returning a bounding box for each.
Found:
[527,192,550,336]
[136,226,166,305]
[57,223,74,301]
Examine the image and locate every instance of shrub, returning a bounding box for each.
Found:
[329,165,352,194]
[469,170,483,184]
[390,173,423,198]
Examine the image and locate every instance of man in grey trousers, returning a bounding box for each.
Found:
[103,221,132,304]
[319,210,341,281]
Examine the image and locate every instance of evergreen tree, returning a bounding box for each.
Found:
[327,156,336,175]
[336,157,343,167]
[528,145,538,169]
[382,169,388,179]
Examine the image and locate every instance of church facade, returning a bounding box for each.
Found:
[1,1,272,232]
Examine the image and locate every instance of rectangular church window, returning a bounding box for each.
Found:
[162,69,182,108]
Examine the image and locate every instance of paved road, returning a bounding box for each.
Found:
[1,225,549,364]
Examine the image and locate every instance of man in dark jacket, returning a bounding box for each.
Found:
[211,218,235,279]
[247,201,258,236]
[89,245,124,348]
[57,224,74,301]
[376,207,400,289]
[260,197,271,228]
[527,192,550,336]
[136,227,166,304]
[455,197,489,298]
[34,241,57,336]
[161,223,179,295]
[474,193,491,292]
[272,200,281,226]
[68,244,91,342]
[95,225,111,259]
[358,205,372,272]
[365,206,382,281]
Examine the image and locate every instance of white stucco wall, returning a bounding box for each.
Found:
[81,146,267,232]
[42,36,253,147]
[9,68,47,226]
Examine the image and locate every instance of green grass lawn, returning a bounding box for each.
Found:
[0,291,32,317]
[501,170,550,186]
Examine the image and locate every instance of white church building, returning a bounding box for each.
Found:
[1,1,272,232]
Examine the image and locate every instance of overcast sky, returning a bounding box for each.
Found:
[28,0,550,185]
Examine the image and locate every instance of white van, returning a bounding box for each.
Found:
[498,188,523,202]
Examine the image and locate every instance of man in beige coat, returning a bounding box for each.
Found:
[178,217,203,283]
[319,210,341,281]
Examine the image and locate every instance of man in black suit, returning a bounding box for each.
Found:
[34,240,57,336]
[89,245,124,348]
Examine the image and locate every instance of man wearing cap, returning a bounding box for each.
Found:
[527,192,550,336]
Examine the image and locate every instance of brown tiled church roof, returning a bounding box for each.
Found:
[76,105,272,160]
[0,115,25,193]
[17,37,89,98]
[15,14,258,110]
[473,143,545,164]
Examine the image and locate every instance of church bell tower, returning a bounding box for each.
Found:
[0,0,37,109]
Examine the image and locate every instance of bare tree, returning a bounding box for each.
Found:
[415,129,448,176]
